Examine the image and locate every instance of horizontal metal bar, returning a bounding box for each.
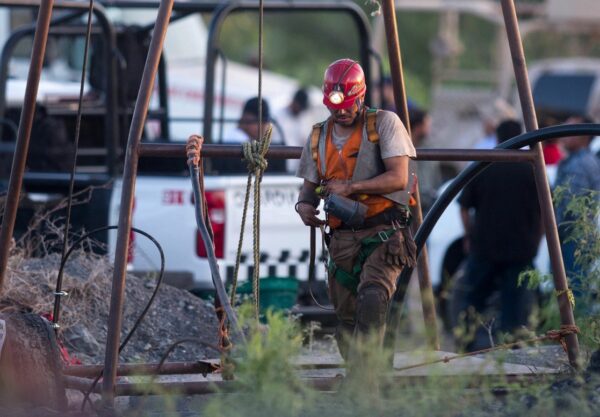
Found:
[64,371,556,397]
[64,360,343,378]
[138,143,536,162]
[418,149,536,162]
[64,361,219,377]
[138,143,303,159]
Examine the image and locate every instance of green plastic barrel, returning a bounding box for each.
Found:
[237,276,299,311]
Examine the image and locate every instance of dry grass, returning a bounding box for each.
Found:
[1,247,113,332]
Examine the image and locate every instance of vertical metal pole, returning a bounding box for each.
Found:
[101,0,174,406]
[500,0,579,367]
[0,0,54,291]
[381,0,439,350]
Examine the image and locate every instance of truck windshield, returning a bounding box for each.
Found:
[533,73,595,116]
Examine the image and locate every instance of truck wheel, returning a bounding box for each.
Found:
[0,312,67,411]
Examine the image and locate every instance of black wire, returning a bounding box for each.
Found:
[51,225,166,412]
[308,226,334,311]
[53,0,96,329]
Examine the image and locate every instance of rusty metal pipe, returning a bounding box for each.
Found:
[64,360,341,378]
[65,361,219,377]
[0,0,54,291]
[138,143,535,162]
[64,371,555,397]
[102,0,175,406]
[500,0,579,368]
[381,0,439,350]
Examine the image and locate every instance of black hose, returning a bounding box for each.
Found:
[189,164,244,343]
[61,225,166,411]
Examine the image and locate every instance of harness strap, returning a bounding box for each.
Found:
[365,108,378,143]
[310,121,325,166]
[328,228,396,294]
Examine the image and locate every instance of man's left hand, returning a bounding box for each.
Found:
[325,180,353,197]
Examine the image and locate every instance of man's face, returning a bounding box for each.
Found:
[561,116,592,152]
[328,99,362,127]
[239,114,269,140]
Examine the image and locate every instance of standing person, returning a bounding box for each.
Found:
[473,99,516,150]
[223,96,277,144]
[554,115,600,312]
[454,119,542,352]
[294,59,417,358]
[275,88,312,173]
[219,96,284,172]
[409,106,442,214]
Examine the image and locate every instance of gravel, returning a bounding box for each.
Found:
[1,252,221,364]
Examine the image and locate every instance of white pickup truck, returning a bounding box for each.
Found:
[109,173,326,293]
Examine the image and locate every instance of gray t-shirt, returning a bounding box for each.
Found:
[296,110,416,184]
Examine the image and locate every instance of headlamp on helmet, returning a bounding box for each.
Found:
[328,86,345,106]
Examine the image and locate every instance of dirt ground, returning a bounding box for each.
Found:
[0,251,221,364]
[2,252,598,417]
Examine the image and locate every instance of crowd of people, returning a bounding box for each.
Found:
[453,111,599,351]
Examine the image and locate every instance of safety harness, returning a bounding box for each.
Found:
[328,228,397,294]
[310,108,379,164]
[310,108,407,294]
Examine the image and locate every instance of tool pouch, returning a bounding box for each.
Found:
[384,227,417,268]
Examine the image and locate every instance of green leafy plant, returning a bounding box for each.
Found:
[520,186,600,350]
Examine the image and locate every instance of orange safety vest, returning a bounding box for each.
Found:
[317,116,394,229]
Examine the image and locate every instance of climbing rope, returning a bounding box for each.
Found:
[230,126,272,319]
[52,0,95,330]
[230,0,269,321]
[393,325,580,373]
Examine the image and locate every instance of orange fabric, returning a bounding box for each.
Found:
[318,117,393,229]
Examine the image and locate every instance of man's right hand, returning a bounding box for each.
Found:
[296,202,325,227]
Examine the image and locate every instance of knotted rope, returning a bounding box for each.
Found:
[231,126,273,320]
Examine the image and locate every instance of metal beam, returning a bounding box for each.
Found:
[0,0,54,291]
[500,0,579,369]
[102,0,174,406]
[138,143,536,162]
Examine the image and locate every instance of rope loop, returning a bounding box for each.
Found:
[186,134,204,167]
[546,324,580,353]
[242,126,272,173]
[545,324,580,340]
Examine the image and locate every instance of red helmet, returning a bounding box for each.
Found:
[322,59,366,110]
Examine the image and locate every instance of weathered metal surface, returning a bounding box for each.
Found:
[500,0,579,368]
[382,0,439,350]
[138,143,535,162]
[102,0,175,405]
[0,0,55,291]
[64,350,563,397]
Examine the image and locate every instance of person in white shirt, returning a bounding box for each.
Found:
[275,89,312,173]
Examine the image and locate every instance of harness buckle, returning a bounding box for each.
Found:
[378,230,390,242]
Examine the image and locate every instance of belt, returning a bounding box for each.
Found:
[336,205,411,230]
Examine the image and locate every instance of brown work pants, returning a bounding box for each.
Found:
[327,224,416,350]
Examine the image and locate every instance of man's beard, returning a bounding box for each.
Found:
[333,112,359,127]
